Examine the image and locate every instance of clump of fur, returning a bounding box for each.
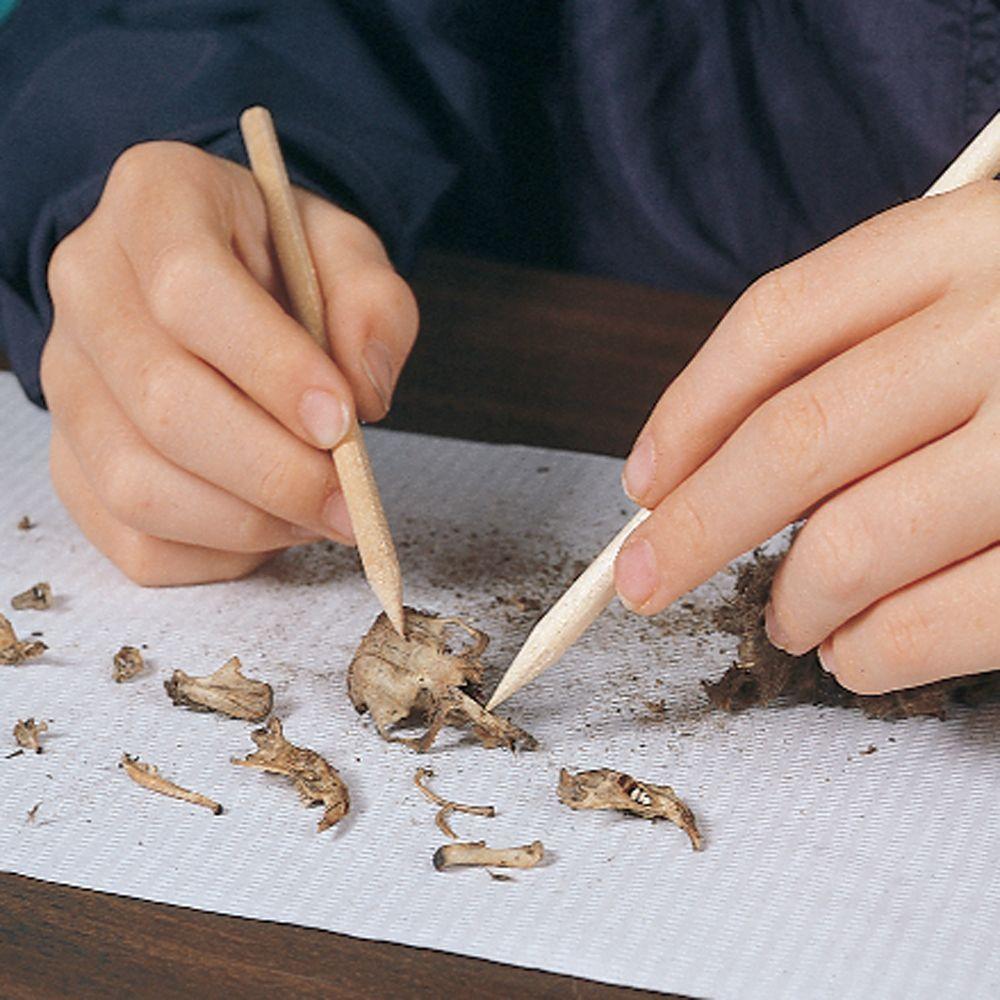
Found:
[704,550,1000,721]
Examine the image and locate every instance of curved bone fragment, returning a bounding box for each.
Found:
[232,717,349,831]
[165,656,272,721]
[557,768,702,851]
[120,753,222,815]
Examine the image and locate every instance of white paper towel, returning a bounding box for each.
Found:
[1,372,998,999]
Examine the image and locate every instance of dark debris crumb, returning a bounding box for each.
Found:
[703,549,1000,721]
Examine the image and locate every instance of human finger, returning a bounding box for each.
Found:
[623,181,1000,507]
[49,430,272,586]
[614,293,990,614]
[767,412,1000,654]
[46,340,327,552]
[96,145,360,450]
[66,260,354,542]
[819,543,1000,695]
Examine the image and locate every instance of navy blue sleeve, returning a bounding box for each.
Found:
[0,0,474,406]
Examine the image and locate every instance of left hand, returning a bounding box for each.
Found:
[614,180,1000,695]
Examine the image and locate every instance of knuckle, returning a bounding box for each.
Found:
[47,231,88,302]
[754,386,830,488]
[873,603,932,679]
[343,266,419,342]
[735,265,805,357]
[669,491,711,563]
[243,337,292,395]
[135,355,185,434]
[146,243,208,329]
[231,508,276,552]
[801,504,874,607]
[105,142,163,200]
[106,141,201,202]
[97,449,152,526]
[253,453,294,511]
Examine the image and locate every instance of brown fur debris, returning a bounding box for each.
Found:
[704,550,1000,721]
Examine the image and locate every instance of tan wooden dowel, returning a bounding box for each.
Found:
[925,111,1000,197]
[239,106,404,636]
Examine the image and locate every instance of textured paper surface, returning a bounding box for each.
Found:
[1,372,999,999]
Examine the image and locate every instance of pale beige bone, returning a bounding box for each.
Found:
[113,646,144,683]
[11,582,52,610]
[120,754,222,815]
[164,655,272,721]
[414,767,495,839]
[432,840,544,871]
[557,767,702,851]
[0,614,46,665]
[13,718,48,754]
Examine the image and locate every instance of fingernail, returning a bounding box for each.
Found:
[764,601,790,650]
[615,538,659,612]
[322,491,356,544]
[622,436,655,503]
[299,389,351,449]
[817,643,836,674]
[362,339,395,415]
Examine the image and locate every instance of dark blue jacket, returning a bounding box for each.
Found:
[0,1,996,405]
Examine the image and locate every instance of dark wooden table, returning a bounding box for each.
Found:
[0,250,727,1000]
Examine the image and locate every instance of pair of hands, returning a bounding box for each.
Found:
[41,142,1000,694]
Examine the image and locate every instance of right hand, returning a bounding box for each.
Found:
[41,141,418,585]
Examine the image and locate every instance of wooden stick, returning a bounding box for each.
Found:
[487,111,1000,710]
[485,508,649,709]
[925,111,1000,196]
[239,107,404,635]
